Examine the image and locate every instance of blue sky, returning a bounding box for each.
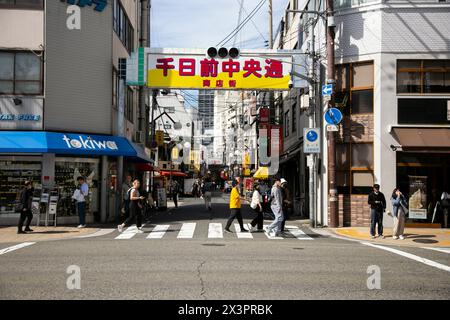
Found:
[150,0,288,49]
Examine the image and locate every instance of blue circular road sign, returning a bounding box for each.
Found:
[324,108,343,125]
[306,130,318,142]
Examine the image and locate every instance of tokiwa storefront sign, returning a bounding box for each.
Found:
[146,49,293,90]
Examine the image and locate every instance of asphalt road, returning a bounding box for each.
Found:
[0,195,449,300]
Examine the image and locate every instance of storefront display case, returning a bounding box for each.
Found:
[55,157,99,217]
[0,157,42,214]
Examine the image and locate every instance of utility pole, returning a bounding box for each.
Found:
[326,0,338,227]
[307,16,317,228]
[269,0,273,48]
[138,0,149,146]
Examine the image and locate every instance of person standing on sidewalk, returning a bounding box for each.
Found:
[368,184,386,239]
[440,191,449,228]
[249,183,263,232]
[202,177,213,211]
[171,180,180,208]
[76,176,89,228]
[265,178,284,237]
[121,175,132,218]
[224,179,248,233]
[17,181,34,234]
[118,179,146,233]
[391,188,408,240]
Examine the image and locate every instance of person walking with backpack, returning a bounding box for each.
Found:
[265,178,284,237]
[117,179,146,233]
[202,177,214,211]
[440,191,450,228]
[171,180,180,208]
[368,184,387,239]
[224,179,248,233]
[391,188,408,240]
[17,181,34,234]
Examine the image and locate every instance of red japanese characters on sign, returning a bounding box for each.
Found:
[148,51,292,90]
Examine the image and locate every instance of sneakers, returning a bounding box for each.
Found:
[118,225,123,233]
[137,229,144,234]
[77,224,86,228]
[399,235,405,240]
[393,236,398,240]
[24,228,33,232]
[17,230,26,234]
[224,228,232,234]
[371,235,376,239]
[240,228,249,233]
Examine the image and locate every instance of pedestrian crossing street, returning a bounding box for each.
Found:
[114,223,314,241]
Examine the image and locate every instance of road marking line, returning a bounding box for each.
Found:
[208,223,223,238]
[115,226,138,239]
[289,228,313,240]
[0,242,36,256]
[234,223,253,239]
[177,223,196,239]
[263,225,283,240]
[421,247,450,254]
[361,242,450,273]
[78,229,115,238]
[147,225,170,239]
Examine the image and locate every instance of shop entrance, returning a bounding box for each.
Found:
[397,152,450,226]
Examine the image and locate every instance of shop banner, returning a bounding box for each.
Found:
[408,175,427,220]
[147,50,292,90]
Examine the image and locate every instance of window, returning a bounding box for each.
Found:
[397,60,450,94]
[0,51,42,95]
[351,90,373,114]
[292,103,297,132]
[113,0,134,53]
[0,0,43,9]
[398,98,449,125]
[112,68,118,110]
[125,88,134,123]
[351,143,373,169]
[352,62,374,88]
[284,110,290,137]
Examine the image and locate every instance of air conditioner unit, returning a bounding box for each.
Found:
[300,94,310,110]
[134,131,143,143]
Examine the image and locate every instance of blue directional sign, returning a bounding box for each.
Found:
[322,84,333,96]
[324,108,343,125]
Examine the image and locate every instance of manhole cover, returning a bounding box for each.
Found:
[412,239,439,244]
[202,244,226,247]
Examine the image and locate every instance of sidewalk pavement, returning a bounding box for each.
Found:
[0,226,100,244]
[330,227,450,247]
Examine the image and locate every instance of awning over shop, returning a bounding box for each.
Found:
[135,163,156,171]
[0,131,150,159]
[390,127,450,150]
[253,166,269,179]
[159,171,188,177]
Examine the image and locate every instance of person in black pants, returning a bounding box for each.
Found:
[17,181,34,234]
[224,180,248,233]
[280,179,291,232]
[249,183,264,231]
[368,184,387,239]
[117,180,145,233]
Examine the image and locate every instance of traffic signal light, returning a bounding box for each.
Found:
[206,47,240,59]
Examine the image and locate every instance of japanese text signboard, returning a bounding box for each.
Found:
[147,49,293,90]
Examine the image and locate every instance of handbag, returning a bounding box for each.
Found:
[72,189,81,202]
[14,200,24,213]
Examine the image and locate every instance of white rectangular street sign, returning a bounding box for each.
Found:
[327,124,339,132]
[303,128,320,154]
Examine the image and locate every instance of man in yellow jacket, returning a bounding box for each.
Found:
[224,179,248,233]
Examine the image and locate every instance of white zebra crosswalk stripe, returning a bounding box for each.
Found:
[287,226,313,240]
[234,223,253,239]
[208,223,223,238]
[147,225,170,239]
[263,225,283,240]
[177,223,196,239]
[115,225,139,240]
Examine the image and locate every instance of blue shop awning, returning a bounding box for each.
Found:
[0,131,147,159]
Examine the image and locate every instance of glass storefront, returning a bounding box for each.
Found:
[55,157,100,218]
[0,156,42,214]
[397,152,450,225]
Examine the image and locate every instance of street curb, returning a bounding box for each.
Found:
[0,227,102,244]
